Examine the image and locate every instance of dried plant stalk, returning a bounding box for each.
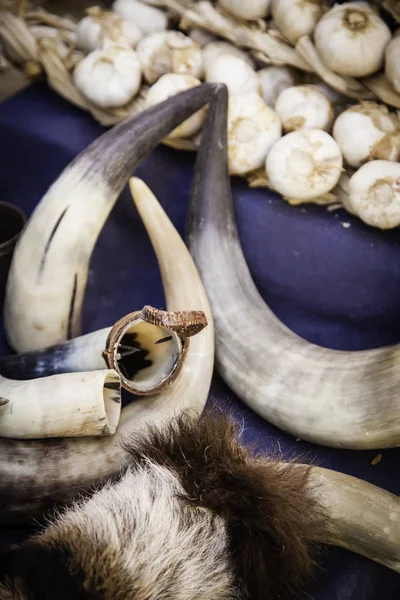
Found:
[295,36,376,101]
[0,10,38,62]
[363,73,400,110]
[382,0,400,23]
[25,8,77,31]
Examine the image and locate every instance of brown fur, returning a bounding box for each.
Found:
[0,408,327,600]
[126,407,327,599]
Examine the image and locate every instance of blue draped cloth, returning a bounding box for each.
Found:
[0,83,399,599]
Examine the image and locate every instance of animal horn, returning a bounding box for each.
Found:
[308,466,400,573]
[0,369,121,439]
[0,306,207,396]
[4,82,216,353]
[0,177,213,525]
[186,83,400,449]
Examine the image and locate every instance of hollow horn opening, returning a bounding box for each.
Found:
[103,371,123,436]
[107,314,184,395]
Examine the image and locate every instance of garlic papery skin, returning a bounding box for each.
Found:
[227,92,282,175]
[217,0,270,20]
[202,41,255,70]
[332,102,400,168]
[314,2,391,77]
[77,8,142,53]
[385,35,400,94]
[73,41,142,108]
[275,85,334,133]
[348,161,400,229]
[271,0,324,45]
[266,129,343,201]
[145,73,205,138]
[257,65,301,107]
[112,0,167,35]
[137,31,202,84]
[205,54,261,96]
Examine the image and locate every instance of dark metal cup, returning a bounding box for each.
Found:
[0,202,26,309]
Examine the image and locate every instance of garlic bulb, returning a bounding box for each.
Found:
[333,102,400,168]
[275,85,334,133]
[112,0,167,35]
[73,41,142,108]
[385,34,400,94]
[189,27,217,48]
[257,66,301,107]
[137,31,203,84]
[217,0,270,19]
[227,92,281,175]
[348,161,400,229]
[77,7,142,53]
[266,129,343,201]
[145,73,205,138]
[202,41,255,70]
[271,0,324,45]
[205,54,261,96]
[314,2,391,77]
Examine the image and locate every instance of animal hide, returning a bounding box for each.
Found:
[0,408,327,599]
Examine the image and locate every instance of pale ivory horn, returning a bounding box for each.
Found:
[3,82,216,353]
[186,83,400,450]
[0,305,207,396]
[0,177,214,525]
[185,85,400,573]
[0,369,121,439]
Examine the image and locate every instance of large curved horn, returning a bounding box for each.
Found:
[4,82,216,353]
[0,178,214,525]
[186,84,400,449]
[0,306,207,396]
[309,466,400,573]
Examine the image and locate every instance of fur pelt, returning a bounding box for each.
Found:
[0,408,327,600]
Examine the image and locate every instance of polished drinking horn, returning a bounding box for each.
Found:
[0,305,207,396]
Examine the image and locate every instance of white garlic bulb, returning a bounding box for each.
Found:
[257,66,300,107]
[202,41,255,70]
[332,102,400,168]
[73,41,142,108]
[217,0,270,19]
[112,0,167,35]
[77,8,142,53]
[137,31,203,84]
[205,54,261,96]
[266,129,343,201]
[271,0,324,45]
[275,85,334,133]
[314,1,391,77]
[348,161,400,229]
[227,92,282,175]
[385,34,400,94]
[189,27,217,48]
[145,73,205,139]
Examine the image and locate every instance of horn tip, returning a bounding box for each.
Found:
[0,398,9,407]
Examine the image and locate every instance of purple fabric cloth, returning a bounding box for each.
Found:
[0,84,399,599]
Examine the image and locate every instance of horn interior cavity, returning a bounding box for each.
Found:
[108,315,184,394]
[102,371,123,436]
